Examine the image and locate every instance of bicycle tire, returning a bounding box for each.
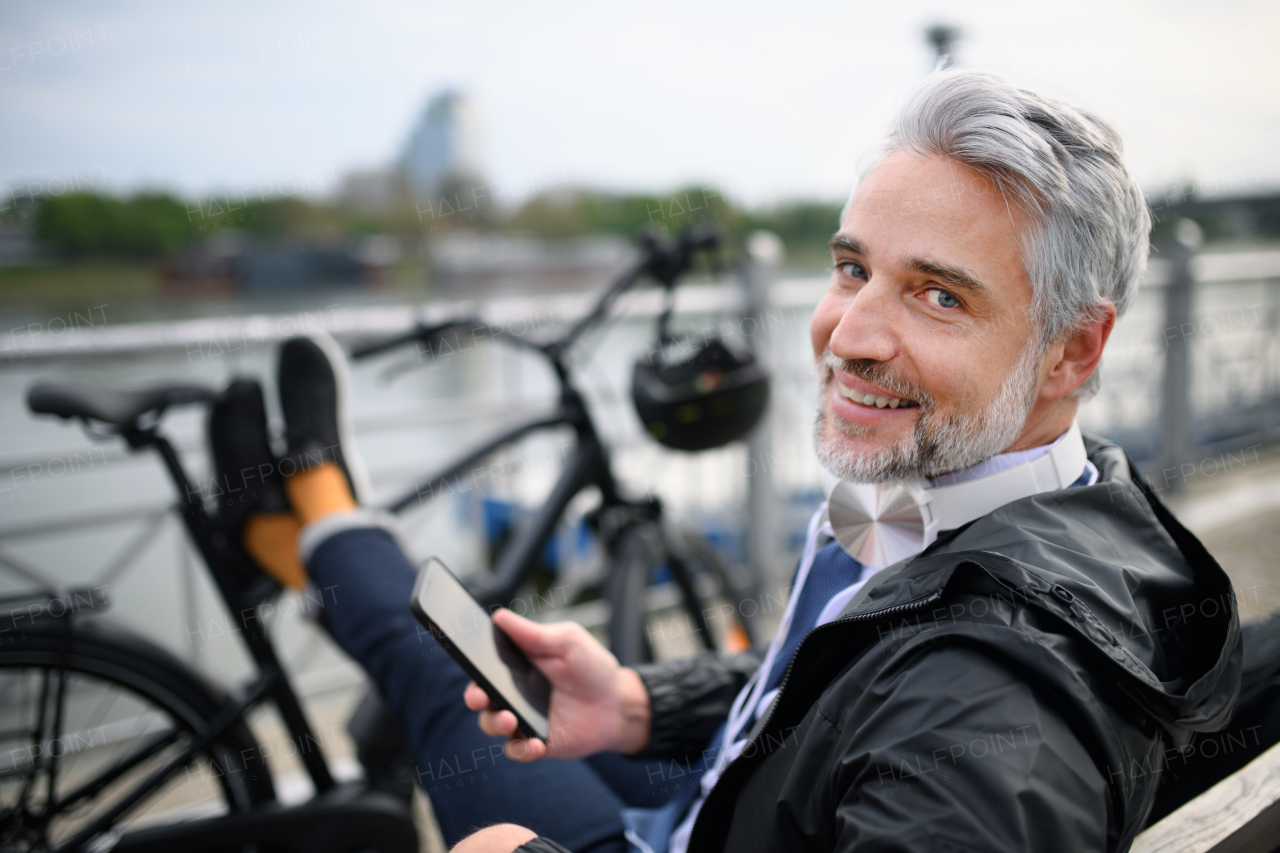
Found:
[663,526,757,653]
[0,616,275,852]
[606,524,661,666]
[606,523,757,665]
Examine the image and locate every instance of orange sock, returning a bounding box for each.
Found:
[285,462,358,527]
[243,512,307,590]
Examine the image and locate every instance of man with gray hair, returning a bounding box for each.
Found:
[258,69,1239,853]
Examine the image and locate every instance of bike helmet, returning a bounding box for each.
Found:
[631,338,770,452]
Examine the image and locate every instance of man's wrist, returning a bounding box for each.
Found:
[615,667,651,755]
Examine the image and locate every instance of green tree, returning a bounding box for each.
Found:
[35,192,194,258]
[745,201,843,266]
[506,186,744,241]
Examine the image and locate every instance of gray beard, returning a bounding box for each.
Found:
[813,343,1042,483]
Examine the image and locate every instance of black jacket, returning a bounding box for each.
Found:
[634,435,1241,853]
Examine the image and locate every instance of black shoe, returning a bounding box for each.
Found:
[277,333,369,502]
[207,378,290,534]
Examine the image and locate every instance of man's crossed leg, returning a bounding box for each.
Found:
[210,334,671,852]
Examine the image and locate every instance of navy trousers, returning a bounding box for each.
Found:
[308,528,673,851]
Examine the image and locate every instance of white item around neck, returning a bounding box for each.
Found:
[823,421,1089,568]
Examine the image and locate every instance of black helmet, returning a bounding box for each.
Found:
[631,338,770,452]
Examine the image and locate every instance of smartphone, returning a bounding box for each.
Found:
[409,557,551,741]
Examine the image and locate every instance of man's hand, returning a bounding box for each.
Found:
[463,609,651,762]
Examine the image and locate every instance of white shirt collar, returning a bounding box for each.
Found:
[927,423,1086,487]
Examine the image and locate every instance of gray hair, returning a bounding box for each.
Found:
[854,70,1150,399]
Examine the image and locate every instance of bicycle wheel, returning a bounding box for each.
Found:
[663,526,757,654]
[605,524,662,666]
[606,523,757,665]
[0,617,274,852]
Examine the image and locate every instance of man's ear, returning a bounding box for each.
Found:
[1040,299,1116,401]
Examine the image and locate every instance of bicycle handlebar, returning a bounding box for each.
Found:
[351,225,722,366]
[349,321,475,361]
[351,317,551,363]
[349,328,424,360]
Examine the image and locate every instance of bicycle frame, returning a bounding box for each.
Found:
[8,414,344,851]
[382,381,638,608]
[122,425,336,795]
[372,229,726,617]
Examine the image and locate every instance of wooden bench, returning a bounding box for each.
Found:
[1131,740,1280,852]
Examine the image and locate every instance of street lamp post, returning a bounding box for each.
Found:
[925,24,961,69]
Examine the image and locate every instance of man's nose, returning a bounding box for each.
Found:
[829,279,901,363]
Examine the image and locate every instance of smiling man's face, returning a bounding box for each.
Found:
[811,149,1056,482]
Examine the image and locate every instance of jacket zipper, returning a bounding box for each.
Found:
[756,588,946,742]
[688,586,945,850]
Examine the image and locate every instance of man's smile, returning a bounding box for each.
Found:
[826,366,924,431]
[832,370,920,410]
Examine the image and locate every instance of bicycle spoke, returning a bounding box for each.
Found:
[0,754,43,783]
[52,675,129,807]
[81,674,124,737]
[57,668,275,852]
[15,666,53,811]
[55,726,184,814]
[0,724,40,743]
[47,657,70,811]
[0,672,32,722]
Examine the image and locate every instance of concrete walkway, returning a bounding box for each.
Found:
[1167,444,1280,623]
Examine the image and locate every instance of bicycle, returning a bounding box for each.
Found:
[2,225,761,850]
[353,225,761,665]
[5,383,418,852]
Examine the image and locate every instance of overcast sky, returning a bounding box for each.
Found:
[2,0,1277,209]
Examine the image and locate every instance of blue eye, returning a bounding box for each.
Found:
[837,261,868,280]
[927,289,960,309]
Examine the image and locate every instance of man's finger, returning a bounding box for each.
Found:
[464,682,490,711]
[505,736,547,762]
[476,711,502,737]
[493,609,578,657]
[477,709,518,738]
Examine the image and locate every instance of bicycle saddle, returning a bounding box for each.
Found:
[27,381,216,426]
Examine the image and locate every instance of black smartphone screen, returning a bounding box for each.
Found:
[409,557,551,740]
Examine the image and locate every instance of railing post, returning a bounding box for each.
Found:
[744,231,783,603]
[1158,220,1201,488]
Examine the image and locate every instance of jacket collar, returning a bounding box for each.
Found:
[831,433,1241,735]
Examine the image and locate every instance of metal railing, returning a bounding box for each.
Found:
[1,249,1278,691]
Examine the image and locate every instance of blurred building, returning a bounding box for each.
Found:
[400,90,483,204]
[338,167,405,216]
[0,195,51,267]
